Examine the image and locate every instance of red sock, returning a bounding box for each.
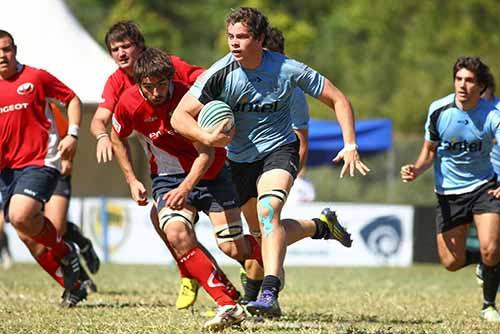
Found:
[35,249,65,288]
[244,234,263,267]
[179,247,238,306]
[31,217,70,259]
[176,260,190,278]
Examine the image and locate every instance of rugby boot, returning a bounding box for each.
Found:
[319,208,353,247]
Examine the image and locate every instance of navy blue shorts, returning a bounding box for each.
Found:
[53,175,72,198]
[152,164,239,214]
[0,166,60,220]
[436,178,500,233]
[229,140,299,206]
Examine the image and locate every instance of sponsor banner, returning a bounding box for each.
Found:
[6,199,413,267]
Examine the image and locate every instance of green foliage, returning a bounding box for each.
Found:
[66,0,500,134]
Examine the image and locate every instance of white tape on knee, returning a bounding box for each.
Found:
[158,207,194,231]
[214,220,244,245]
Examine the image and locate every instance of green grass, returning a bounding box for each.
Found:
[1,264,499,333]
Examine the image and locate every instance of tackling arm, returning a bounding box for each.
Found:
[110,130,148,205]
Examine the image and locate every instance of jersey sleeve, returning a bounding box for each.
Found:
[290,88,309,129]
[98,75,121,112]
[40,70,76,105]
[489,108,500,143]
[171,55,205,86]
[424,102,441,142]
[111,97,133,138]
[287,59,325,98]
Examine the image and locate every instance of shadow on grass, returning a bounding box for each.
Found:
[80,300,174,309]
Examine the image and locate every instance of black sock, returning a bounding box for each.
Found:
[311,218,327,239]
[244,278,263,302]
[465,250,482,266]
[261,275,281,295]
[0,230,5,251]
[482,264,499,309]
[64,222,90,250]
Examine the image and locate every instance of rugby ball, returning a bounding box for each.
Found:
[198,100,234,133]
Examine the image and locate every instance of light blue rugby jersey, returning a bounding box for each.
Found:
[488,97,500,177]
[424,93,500,195]
[290,88,309,130]
[189,50,324,163]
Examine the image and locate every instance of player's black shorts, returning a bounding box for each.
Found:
[229,140,300,206]
[435,177,500,233]
[0,166,60,221]
[152,164,239,214]
[52,175,72,198]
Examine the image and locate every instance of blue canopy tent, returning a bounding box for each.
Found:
[307,118,393,166]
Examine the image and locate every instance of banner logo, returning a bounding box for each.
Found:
[360,215,402,258]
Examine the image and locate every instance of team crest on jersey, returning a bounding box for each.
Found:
[17,82,35,95]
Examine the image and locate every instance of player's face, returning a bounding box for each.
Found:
[454,68,483,106]
[109,39,142,72]
[227,22,264,68]
[140,76,170,105]
[0,36,17,78]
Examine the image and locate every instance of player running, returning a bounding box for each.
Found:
[90,20,205,310]
[401,56,500,322]
[172,7,368,317]
[0,30,85,306]
[111,48,269,330]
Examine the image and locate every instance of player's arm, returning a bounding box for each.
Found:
[400,140,437,183]
[163,142,214,210]
[57,95,82,161]
[317,79,370,177]
[110,130,148,206]
[91,107,114,163]
[171,94,233,148]
[294,128,309,177]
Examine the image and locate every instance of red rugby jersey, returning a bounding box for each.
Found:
[98,55,204,112]
[0,65,75,170]
[112,80,225,180]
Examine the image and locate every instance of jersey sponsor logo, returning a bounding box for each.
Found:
[457,119,469,125]
[149,128,175,140]
[144,116,159,123]
[233,101,278,113]
[111,114,122,133]
[16,82,34,95]
[0,102,29,114]
[442,138,483,152]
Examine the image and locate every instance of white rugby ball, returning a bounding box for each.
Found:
[198,100,234,133]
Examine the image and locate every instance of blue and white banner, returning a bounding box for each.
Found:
[6,199,413,267]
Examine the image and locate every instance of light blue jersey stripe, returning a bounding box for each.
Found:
[190,50,324,163]
[424,93,500,194]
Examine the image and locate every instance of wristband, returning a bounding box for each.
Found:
[96,133,109,141]
[344,143,358,151]
[68,124,80,139]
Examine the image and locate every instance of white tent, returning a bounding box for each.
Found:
[1,0,116,103]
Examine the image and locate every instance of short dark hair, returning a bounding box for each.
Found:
[133,48,174,84]
[484,70,496,95]
[0,29,16,47]
[105,20,145,52]
[226,7,268,40]
[265,27,285,54]
[453,56,490,93]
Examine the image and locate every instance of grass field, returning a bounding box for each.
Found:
[1,264,499,333]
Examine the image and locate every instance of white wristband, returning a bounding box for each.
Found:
[96,133,109,141]
[344,143,358,151]
[68,124,80,139]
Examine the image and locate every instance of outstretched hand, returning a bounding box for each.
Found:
[332,147,370,177]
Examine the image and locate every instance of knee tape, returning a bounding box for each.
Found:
[214,220,244,245]
[158,207,195,231]
[257,189,287,237]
